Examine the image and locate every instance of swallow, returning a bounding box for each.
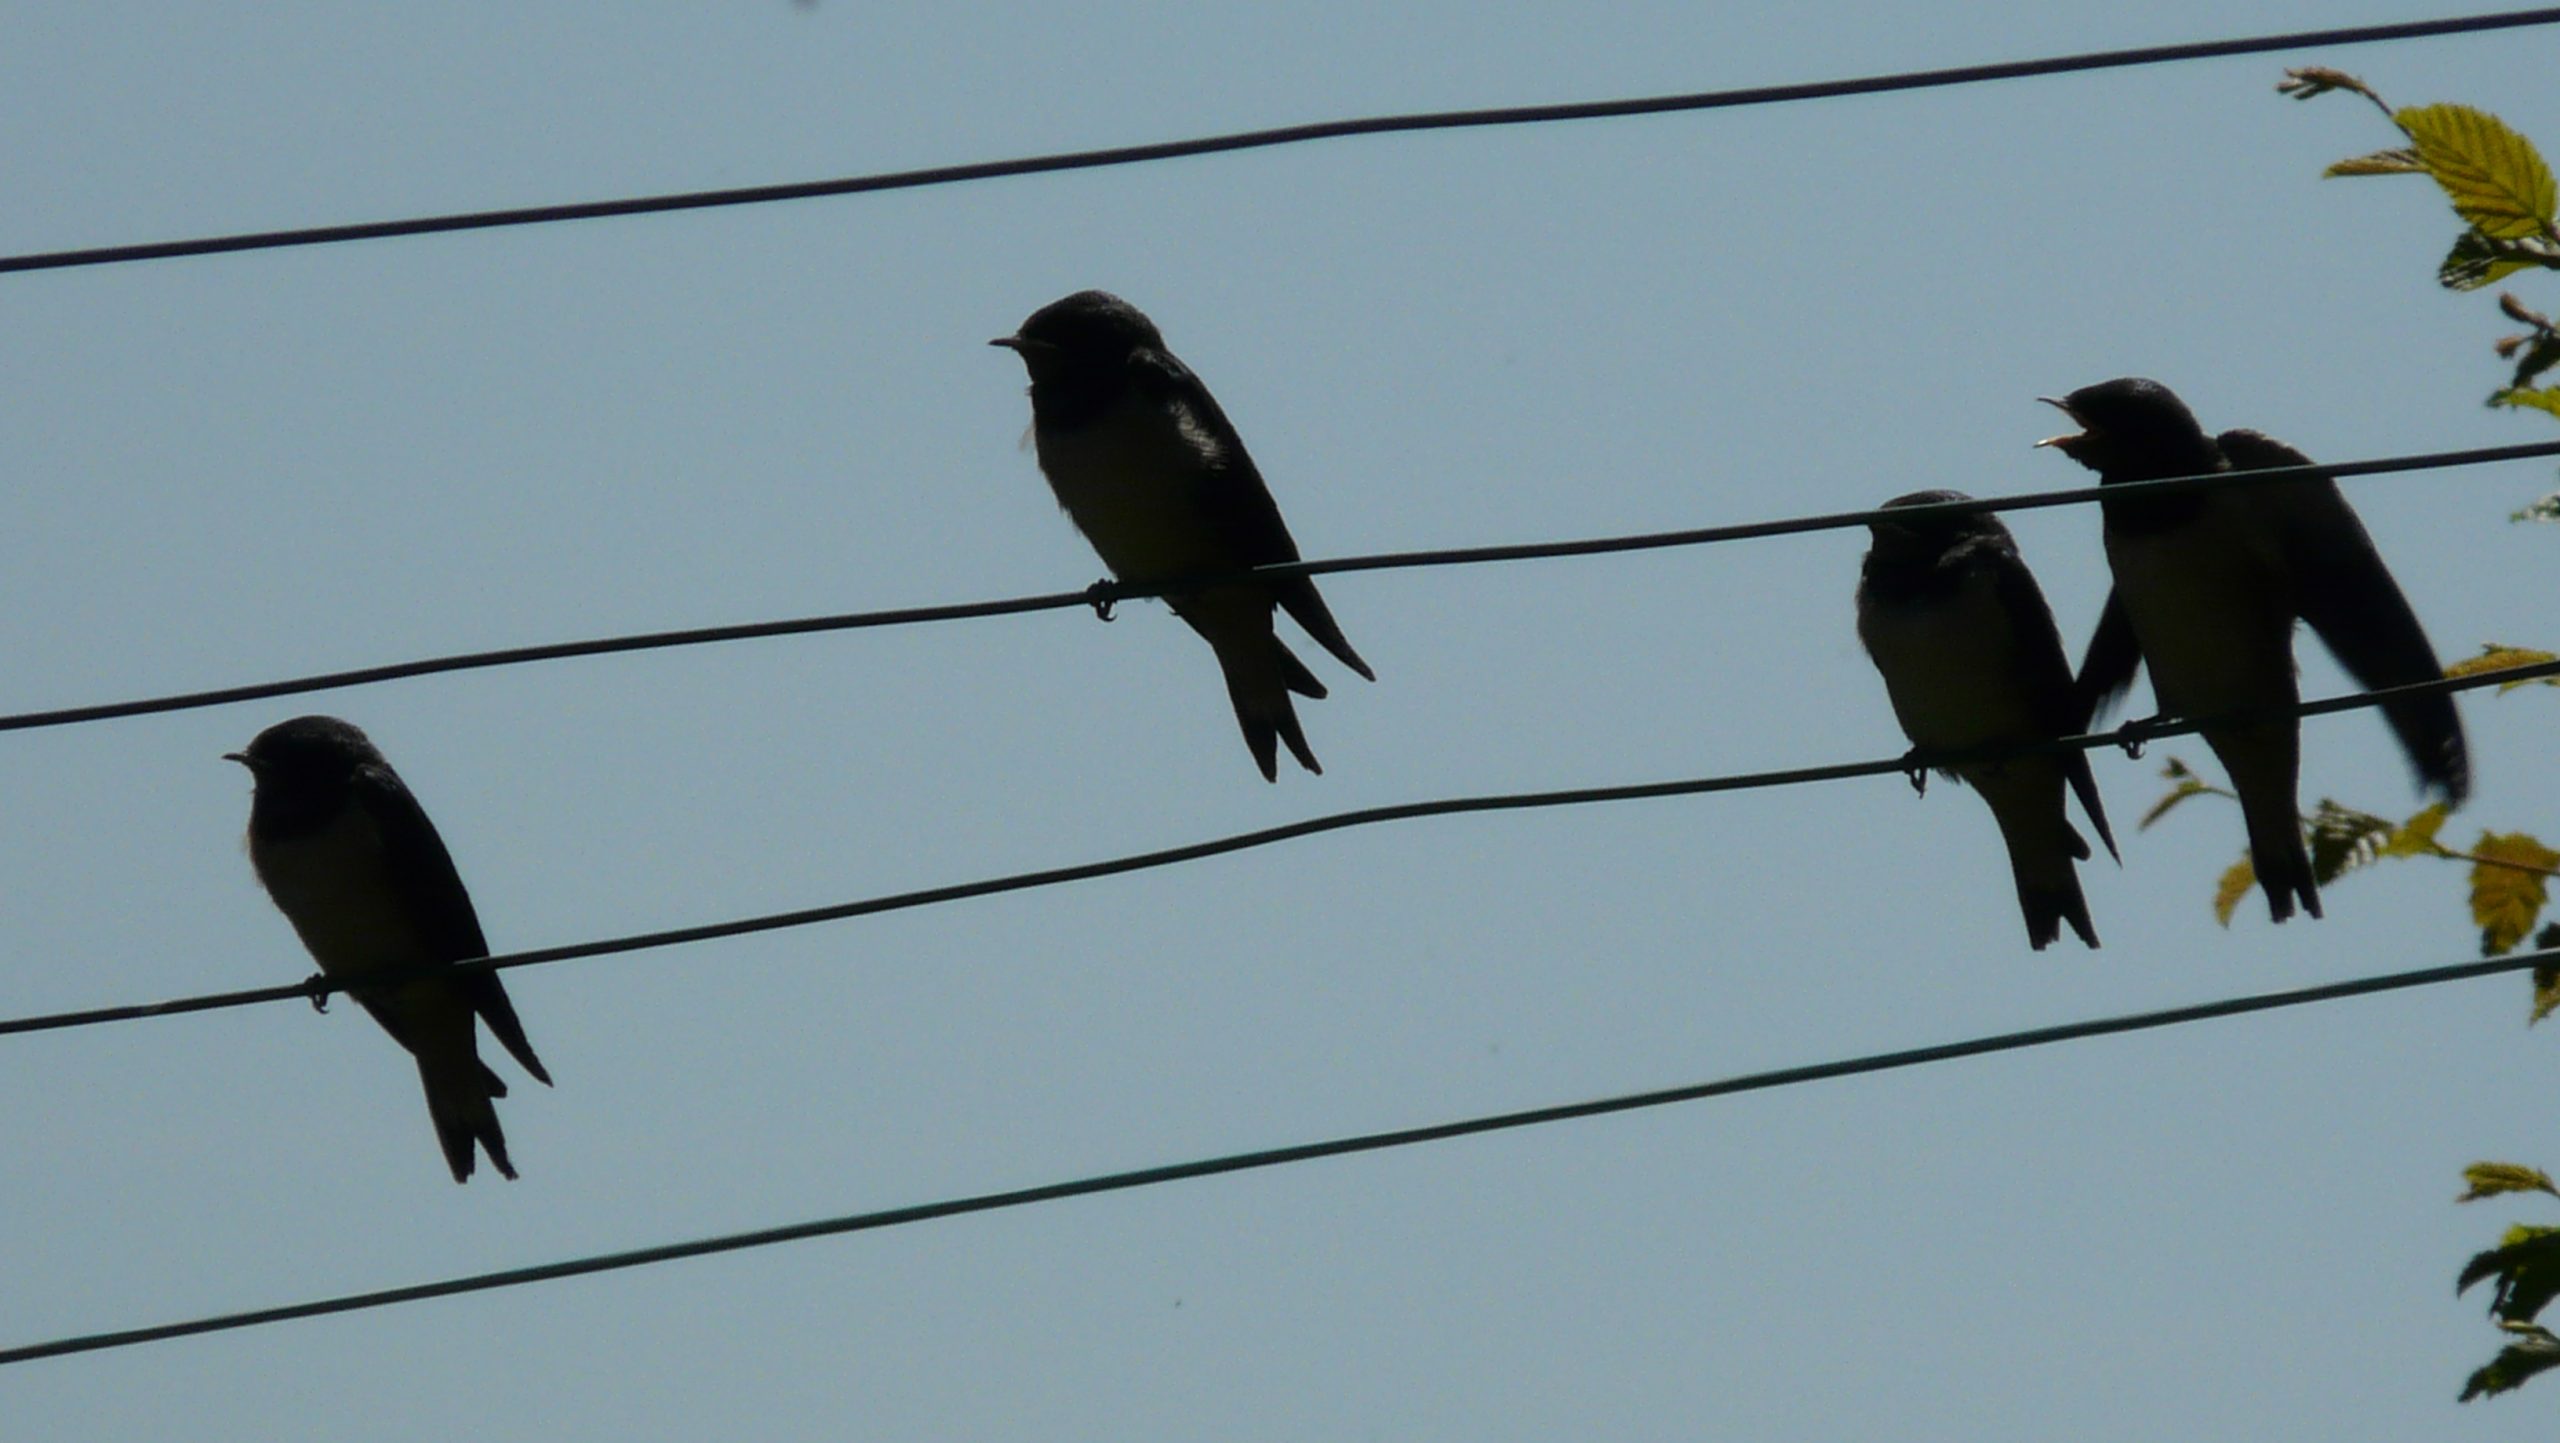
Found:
[992,290,1373,780]
[230,715,550,1182]
[1857,491,2118,948]
[2039,377,2468,922]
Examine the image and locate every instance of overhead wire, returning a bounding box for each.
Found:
[2,439,2551,736]
[4,658,2550,1043]
[5,942,2549,1367]
[3,9,2555,276]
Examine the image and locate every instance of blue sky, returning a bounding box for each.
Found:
[3,3,2556,1437]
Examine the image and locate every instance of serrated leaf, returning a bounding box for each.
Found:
[2398,103,2560,240]
[2307,800,2396,884]
[2460,1224,2560,1321]
[2446,645,2560,690]
[2516,491,2560,524]
[2212,857,2256,927]
[2141,778,2225,831]
[2462,1327,2560,1401]
[2380,802,2452,859]
[2442,231,2538,290]
[2493,384,2560,416]
[2472,833,2560,956]
[2326,146,2427,177]
[2462,1163,2560,1201]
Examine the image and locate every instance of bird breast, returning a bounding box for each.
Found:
[1035,396,1227,582]
[250,806,439,978]
[1859,568,2041,748]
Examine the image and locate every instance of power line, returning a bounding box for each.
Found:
[4,8,2554,276]
[6,942,2547,1368]
[3,439,2550,736]
[5,660,2550,1043]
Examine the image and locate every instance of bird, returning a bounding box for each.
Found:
[2039,377,2468,922]
[992,290,1373,780]
[229,715,551,1182]
[1857,491,2119,949]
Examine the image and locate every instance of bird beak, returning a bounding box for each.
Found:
[222,751,258,771]
[988,335,1023,351]
[2033,396,2083,449]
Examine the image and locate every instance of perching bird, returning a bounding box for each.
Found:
[230,715,550,1182]
[1857,491,2118,949]
[2039,377,2468,922]
[992,290,1373,780]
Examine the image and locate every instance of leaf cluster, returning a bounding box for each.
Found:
[2291,70,2560,518]
[2458,1166,2560,1399]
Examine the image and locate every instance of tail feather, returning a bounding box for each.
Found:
[419,1051,516,1184]
[2013,873,2100,951]
[2239,783,2322,923]
[2213,723,2321,923]
[1975,767,2099,950]
[1214,632,1324,780]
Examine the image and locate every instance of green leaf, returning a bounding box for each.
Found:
[2326,146,2426,177]
[2306,800,2395,884]
[2446,645,2560,690]
[2537,925,2560,1024]
[2516,491,2560,524]
[2212,857,2255,927]
[2472,833,2560,956]
[2378,802,2452,859]
[2442,231,2540,291]
[2492,385,2560,417]
[2140,778,2225,831]
[2397,103,2559,240]
[2460,1223,2560,1322]
[2462,1323,2560,1401]
[2462,1163,2560,1202]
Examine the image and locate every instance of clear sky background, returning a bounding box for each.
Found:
[2,3,2556,1437]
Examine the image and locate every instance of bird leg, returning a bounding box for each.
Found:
[1900,748,1930,796]
[2113,713,2170,760]
[1084,578,1123,622]
[300,972,332,1014]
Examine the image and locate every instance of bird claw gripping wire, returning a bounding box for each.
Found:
[1901,749,1930,796]
[1084,578,1124,622]
[300,974,332,1014]
[2114,714,2166,760]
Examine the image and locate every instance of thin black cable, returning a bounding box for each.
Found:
[4,659,2549,1042]
[6,943,2548,1367]
[4,8,2555,276]
[3,438,2550,736]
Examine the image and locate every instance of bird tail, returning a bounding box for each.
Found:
[1216,633,1324,781]
[2214,724,2322,923]
[417,1050,517,1184]
[1976,768,2099,950]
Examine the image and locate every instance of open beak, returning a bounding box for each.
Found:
[2033,396,2083,449]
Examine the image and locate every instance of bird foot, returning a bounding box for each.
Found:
[2115,713,2168,760]
[1084,578,1123,622]
[300,973,332,1014]
[1900,749,1930,796]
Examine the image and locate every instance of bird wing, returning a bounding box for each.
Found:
[1128,348,1374,681]
[2216,428,2469,804]
[1987,540,2119,863]
[356,764,554,1084]
[2072,588,2143,731]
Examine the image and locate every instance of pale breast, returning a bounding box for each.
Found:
[2105,499,2296,717]
[250,807,441,979]
[1035,395,1228,582]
